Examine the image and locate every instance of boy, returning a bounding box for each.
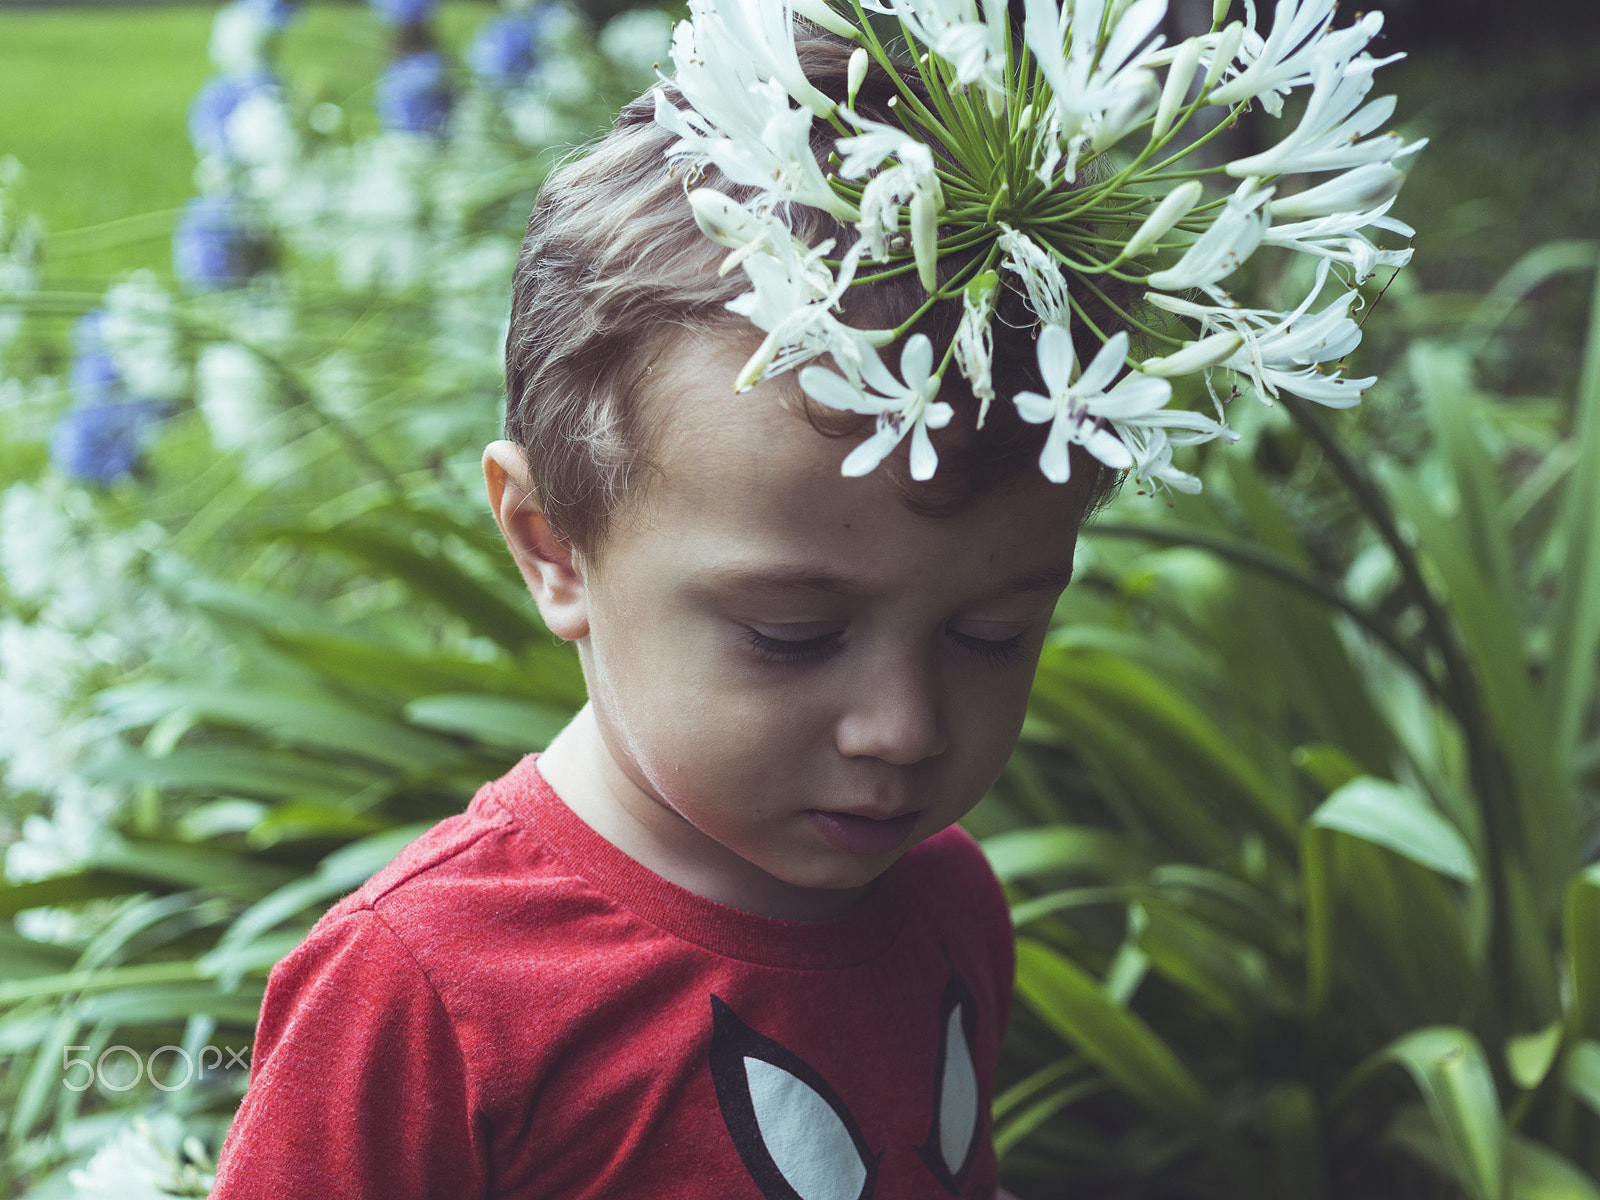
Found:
[211,24,1118,1200]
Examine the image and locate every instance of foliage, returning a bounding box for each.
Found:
[979,243,1600,1197]
[2,3,1598,1199]
[0,0,664,1190]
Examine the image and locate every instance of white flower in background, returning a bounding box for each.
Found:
[208,0,276,78]
[599,8,673,80]
[102,275,189,400]
[799,333,953,479]
[196,341,277,452]
[69,1114,214,1200]
[1023,0,1167,176]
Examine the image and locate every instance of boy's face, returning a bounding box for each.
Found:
[490,331,1087,919]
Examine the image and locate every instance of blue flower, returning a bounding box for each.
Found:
[375,52,453,135]
[244,0,299,30]
[468,11,551,89]
[188,72,275,159]
[367,0,434,27]
[70,312,124,408]
[50,401,165,486]
[173,194,270,292]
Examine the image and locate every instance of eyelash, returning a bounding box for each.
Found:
[742,627,1030,669]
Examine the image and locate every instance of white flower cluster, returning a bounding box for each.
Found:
[656,0,1423,492]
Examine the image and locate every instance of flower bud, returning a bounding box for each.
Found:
[1123,180,1204,259]
[790,0,861,41]
[1268,163,1405,219]
[1212,0,1232,27]
[911,192,939,293]
[1201,22,1244,94]
[1137,331,1244,376]
[847,47,868,108]
[688,188,763,249]
[1152,40,1200,142]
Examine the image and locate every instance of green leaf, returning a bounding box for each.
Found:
[276,525,546,652]
[1507,1023,1565,1091]
[1507,1135,1600,1200]
[1030,644,1293,858]
[1014,936,1217,1131]
[0,871,159,917]
[1547,261,1600,777]
[1565,865,1600,1039]
[981,826,1149,884]
[405,693,571,752]
[85,746,379,804]
[1563,1039,1600,1120]
[1363,1026,1507,1200]
[1309,777,1478,883]
[98,682,464,772]
[203,824,430,988]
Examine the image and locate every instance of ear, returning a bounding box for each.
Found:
[483,440,590,641]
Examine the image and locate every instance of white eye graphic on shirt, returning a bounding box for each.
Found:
[709,995,878,1200]
[914,972,981,1193]
[709,969,984,1200]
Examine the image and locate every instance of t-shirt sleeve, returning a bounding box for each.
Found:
[211,906,485,1200]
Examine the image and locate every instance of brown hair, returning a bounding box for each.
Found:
[504,24,1125,558]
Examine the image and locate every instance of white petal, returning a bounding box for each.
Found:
[909,419,938,480]
[1037,423,1073,483]
[1074,332,1130,396]
[1034,324,1076,399]
[840,419,907,476]
[800,365,885,414]
[1137,331,1245,376]
[1012,389,1056,425]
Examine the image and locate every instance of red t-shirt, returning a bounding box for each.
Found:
[212,755,1015,1199]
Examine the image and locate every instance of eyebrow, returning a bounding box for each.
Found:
[693,562,1076,599]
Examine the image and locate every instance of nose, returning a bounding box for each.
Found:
[833,649,947,765]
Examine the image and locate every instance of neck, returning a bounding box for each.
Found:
[535,705,872,921]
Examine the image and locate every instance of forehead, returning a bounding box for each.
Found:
[600,330,1085,596]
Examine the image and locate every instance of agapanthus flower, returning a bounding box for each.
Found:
[188,72,277,159]
[799,334,953,479]
[656,0,1421,491]
[173,193,270,291]
[50,401,164,486]
[367,0,434,27]
[375,51,453,136]
[469,11,552,89]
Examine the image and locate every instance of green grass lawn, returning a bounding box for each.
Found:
[0,1,496,289]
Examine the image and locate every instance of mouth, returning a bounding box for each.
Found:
[804,810,919,857]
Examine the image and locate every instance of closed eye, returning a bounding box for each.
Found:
[946,627,1030,668]
[743,627,843,666]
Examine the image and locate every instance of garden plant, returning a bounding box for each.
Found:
[0,0,1596,1198]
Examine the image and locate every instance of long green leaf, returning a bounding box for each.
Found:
[1547,260,1600,772]
[1566,865,1600,1040]
[1013,937,1217,1131]
[1363,1026,1507,1200]
[1309,777,1478,883]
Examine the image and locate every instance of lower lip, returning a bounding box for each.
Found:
[805,810,919,856]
